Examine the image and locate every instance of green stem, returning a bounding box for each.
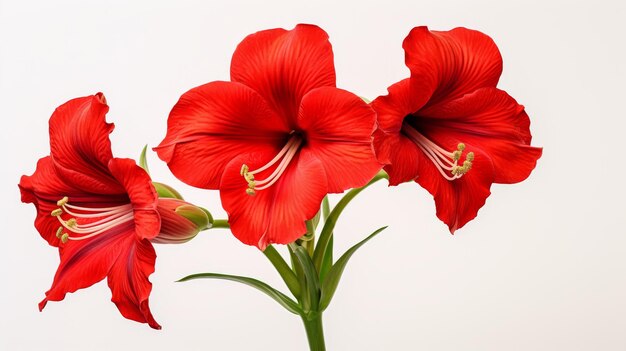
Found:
[301,313,325,351]
[211,219,229,229]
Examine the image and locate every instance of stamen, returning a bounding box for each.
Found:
[50,197,136,243]
[402,122,474,181]
[56,213,134,234]
[76,211,131,228]
[57,196,69,207]
[240,134,303,195]
[65,202,133,212]
[65,218,77,228]
[248,137,299,176]
[61,204,131,219]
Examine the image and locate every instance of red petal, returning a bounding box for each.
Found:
[220,151,327,249]
[48,93,124,194]
[371,78,428,133]
[108,158,160,240]
[403,27,503,107]
[380,134,423,186]
[417,88,542,184]
[372,129,393,165]
[230,24,336,124]
[19,157,76,246]
[107,237,160,329]
[415,143,495,232]
[154,81,290,189]
[297,87,381,192]
[39,224,134,311]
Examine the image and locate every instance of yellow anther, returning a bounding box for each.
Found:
[65,218,77,228]
[452,150,462,161]
[61,233,69,244]
[463,160,472,171]
[244,173,255,183]
[247,180,256,189]
[56,226,63,238]
[51,209,63,217]
[246,188,256,196]
[240,164,249,176]
[57,196,69,207]
[448,146,474,178]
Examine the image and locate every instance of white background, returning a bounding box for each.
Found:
[1,0,624,350]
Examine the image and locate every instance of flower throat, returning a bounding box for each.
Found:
[402,122,474,181]
[240,132,303,195]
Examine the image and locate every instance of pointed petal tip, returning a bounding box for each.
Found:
[94,92,107,105]
[147,317,162,330]
[138,299,162,330]
[38,298,48,312]
[152,143,173,163]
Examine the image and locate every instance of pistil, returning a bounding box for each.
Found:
[240,134,303,195]
[402,122,474,181]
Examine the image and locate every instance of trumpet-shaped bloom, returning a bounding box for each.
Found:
[372,27,542,232]
[156,24,381,249]
[19,93,205,329]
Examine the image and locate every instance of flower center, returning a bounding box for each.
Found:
[402,122,474,181]
[51,196,135,243]
[240,133,303,196]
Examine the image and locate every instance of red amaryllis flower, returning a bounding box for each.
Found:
[155,24,381,249]
[18,93,201,329]
[372,27,542,232]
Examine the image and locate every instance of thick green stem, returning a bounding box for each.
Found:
[301,313,325,351]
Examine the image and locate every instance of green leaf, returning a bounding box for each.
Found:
[178,272,302,314]
[263,245,301,298]
[289,247,308,308]
[289,244,320,311]
[312,171,388,272]
[139,145,150,174]
[322,196,330,221]
[319,196,333,281]
[310,208,322,232]
[319,235,333,282]
[319,226,387,311]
